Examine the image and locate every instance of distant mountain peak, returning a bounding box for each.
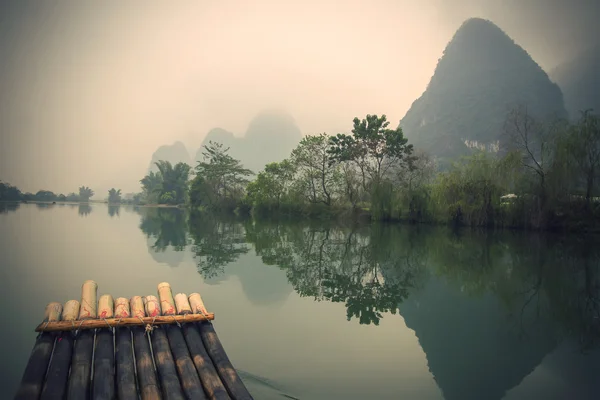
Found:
[193,110,302,173]
[400,18,566,165]
[147,141,192,173]
[550,44,600,119]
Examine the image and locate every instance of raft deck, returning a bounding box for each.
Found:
[15,280,253,400]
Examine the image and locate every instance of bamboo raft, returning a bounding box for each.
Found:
[15,280,254,400]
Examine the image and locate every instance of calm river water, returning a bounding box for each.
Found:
[1,202,599,399]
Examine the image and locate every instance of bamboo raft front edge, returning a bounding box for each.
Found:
[15,280,254,400]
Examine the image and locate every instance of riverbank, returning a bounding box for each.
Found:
[1,200,183,209]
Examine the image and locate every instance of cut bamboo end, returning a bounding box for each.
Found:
[144,295,160,317]
[78,280,98,320]
[98,294,114,319]
[114,297,130,318]
[63,300,80,321]
[44,302,63,322]
[174,293,192,315]
[130,296,145,318]
[157,282,176,316]
[35,281,214,333]
[188,293,208,315]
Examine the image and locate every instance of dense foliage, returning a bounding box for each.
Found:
[140,160,192,205]
[179,109,600,232]
[0,181,98,203]
[108,188,122,204]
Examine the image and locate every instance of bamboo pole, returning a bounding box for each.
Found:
[174,293,192,315]
[130,296,145,318]
[158,282,176,316]
[192,293,253,400]
[68,281,98,399]
[63,300,81,321]
[78,280,98,320]
[40,300,79,400]
[177,295,230,400]
[93,294,115,400]
[149,286,185,400]
[160,288,205,399]
[114,297,138,400]
[197,323,254,400]
[145,295,161,317]
[131,296,162,400]
[115,297,130,318]
[35,313,215,332]
[97,294,114,319]
[188,293,209,315]
[15,302,62,400]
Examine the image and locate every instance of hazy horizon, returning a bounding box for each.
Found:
[1,0,598,196]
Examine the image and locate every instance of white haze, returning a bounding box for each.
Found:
[0,0,598,196]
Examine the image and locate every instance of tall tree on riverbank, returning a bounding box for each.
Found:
[108,188,122,204]
[328,114,415,191]
[564,110,600,207]
[140,171,162,203]
[246,160,296,210]
[154,160,192,205]
[0,181,22,201]
[140,161,191,205]
[291,133,343,206]
[189,141,253,210]
[78,186,94,202]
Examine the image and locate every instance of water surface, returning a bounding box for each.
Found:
[1,203,599,399]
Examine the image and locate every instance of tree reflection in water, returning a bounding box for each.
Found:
[0,202,20,214]
[180,212,600,398]
[150,209,600,347]
[108,205,120,218]
[78,203,92,217]
[188,212,250,279]
[138,207,189,252]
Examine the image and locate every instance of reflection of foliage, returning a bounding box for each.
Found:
[188,212,249,279]
[425,229,600,351]
[78,204,92,217]
[138,208,188,251]
[244,219,426,325]
[108,205,120,218]
[0,202,20,214]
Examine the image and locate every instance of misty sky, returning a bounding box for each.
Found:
[1,0,598,195]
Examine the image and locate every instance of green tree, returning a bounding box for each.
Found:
[564,110,600,206]
[65,192,80,202]
[246,160,296,210]
[35,190,57,202]
[431,151,521,227]
[154,161,192,205]
[108,188,122,204]
[140,171,163,204]
[393,150,437,222]
[190,141,253,210]
[328,114,414,191]
[291,133,342,205]
[0,181,22,201]
[503,105,564,210]
[78,186,94,202]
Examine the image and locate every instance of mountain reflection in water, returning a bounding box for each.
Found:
[137,208,600,399]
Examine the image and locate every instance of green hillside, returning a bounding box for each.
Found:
[400,18,567,166]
